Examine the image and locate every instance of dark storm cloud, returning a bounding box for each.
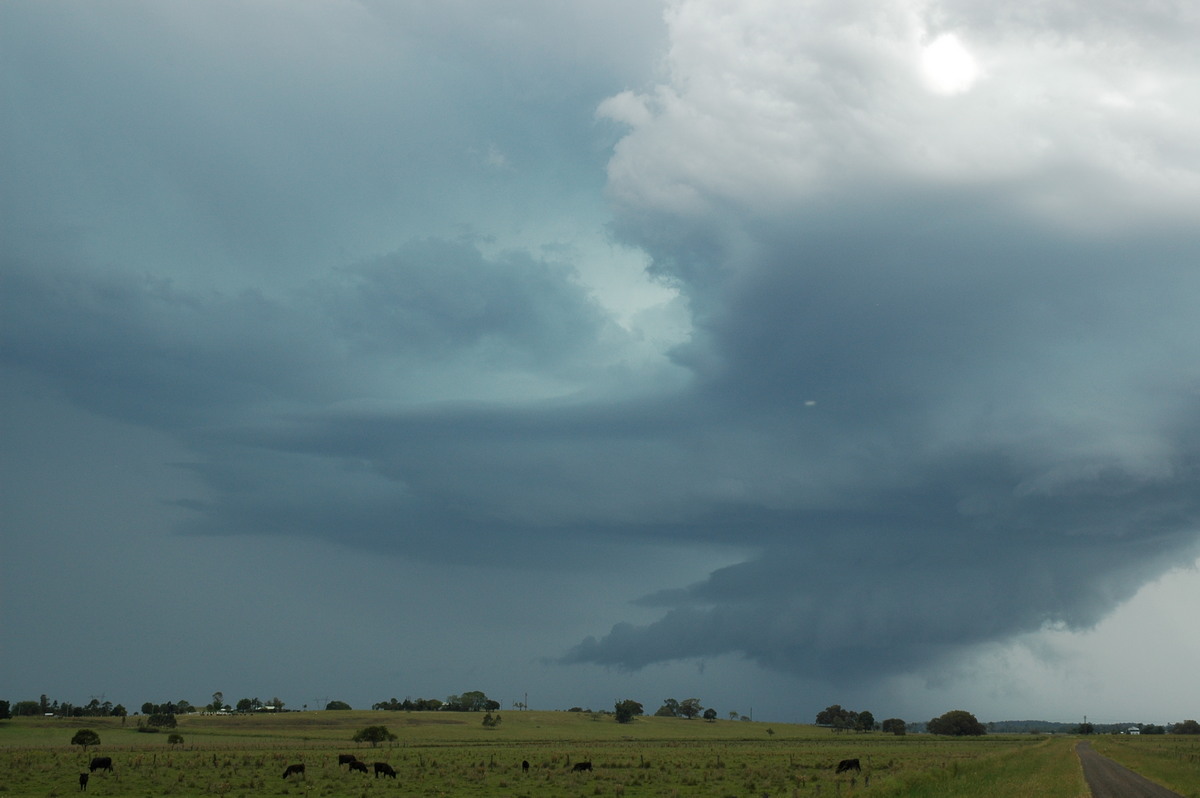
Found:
[561,0,1200,679]
[6,0,1200,699]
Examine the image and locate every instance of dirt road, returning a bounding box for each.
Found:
[1076,741,1184,798]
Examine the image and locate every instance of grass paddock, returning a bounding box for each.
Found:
[1,711,1093,797]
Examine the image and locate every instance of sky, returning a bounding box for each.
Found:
[3,0,1200,727]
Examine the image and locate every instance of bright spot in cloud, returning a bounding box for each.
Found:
[921,33,979,95]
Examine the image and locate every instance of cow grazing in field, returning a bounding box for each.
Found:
[338,754,358,767]
[282,763,305,779]
[78,773,89,791]
[348,760,369,774]
[374,762,396,778]
[522,760,530,773]
[835,758,861,773]
[88,757,113,773]
[572,761,593,772]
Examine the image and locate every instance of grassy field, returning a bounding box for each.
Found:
[1,711,1089,797]
[1088,734,1200,798]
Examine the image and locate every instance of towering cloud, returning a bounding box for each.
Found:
[564,0,1200,679]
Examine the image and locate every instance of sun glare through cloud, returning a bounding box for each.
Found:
[921,33,979,95]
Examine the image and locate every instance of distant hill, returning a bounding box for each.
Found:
[909,720,1144,734]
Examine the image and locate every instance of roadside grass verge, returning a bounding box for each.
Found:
[1089,735,1200,798]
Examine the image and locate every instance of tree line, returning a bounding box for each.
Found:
[372,691,500,713]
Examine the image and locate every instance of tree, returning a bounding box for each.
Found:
[167,733,184,745]
[1172,719,1200,734]
[678,698,704,720]
[614,699,644,723]
[0,701,10,720]
[1076,722,1095,735]
[71,729,101,749]
[353,725,398,746]
[325,700,352,710]
[210,692,224,712]
[928,710,986,736]
[14,701,40,716]
[703,708,718,722]
[881,718,907,735]
[816,705,851,726]
[855,710,876,732]
[146,713,177,729]
[655,698,680,717]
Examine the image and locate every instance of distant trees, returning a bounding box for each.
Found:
[353,725,398,746]
[209,692,224,712]
[71,729,101,749]
[1076,722,1095,735]
[1172,719,1200,734]
[167,733,185,746]
[655,698,704,719]
[443,691,497,712]
[141,700,191,716]
[816,704,877,732]
[881,718,907,735]
[373,697,445,711]
[324,701,352,710]
[928,710,986,736]
[0,701,9,720]
[13,701,40,716]
[614,699,644,723]
[703,708,718,722]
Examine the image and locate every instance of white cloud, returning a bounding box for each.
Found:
[602,0,1200,229]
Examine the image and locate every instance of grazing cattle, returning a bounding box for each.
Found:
[522,759,530,773]
[835,758,861,773]
[373,762,397,779]
[572,761,593,772]
[79,773,89,791]
[348,760,369,774]
[338,754,358,767]
[282,763,305,779]
[88,757,113,773]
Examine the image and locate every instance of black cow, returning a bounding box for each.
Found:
[78,773,89,791]
[572,761,593,772]
[374,762,396,779]
[88,757,113,773]
[338,754,358,767]
[835,758,861,773]
[348,760,369,774]
[282,763,305,779]
[521,759,530,773]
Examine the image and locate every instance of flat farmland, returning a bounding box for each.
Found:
[0,711,1088,797]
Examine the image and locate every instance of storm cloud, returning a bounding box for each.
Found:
[3,0,1200,716]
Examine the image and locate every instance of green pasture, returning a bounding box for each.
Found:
[1088,734,1200,797]
[1,711,1090,797]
